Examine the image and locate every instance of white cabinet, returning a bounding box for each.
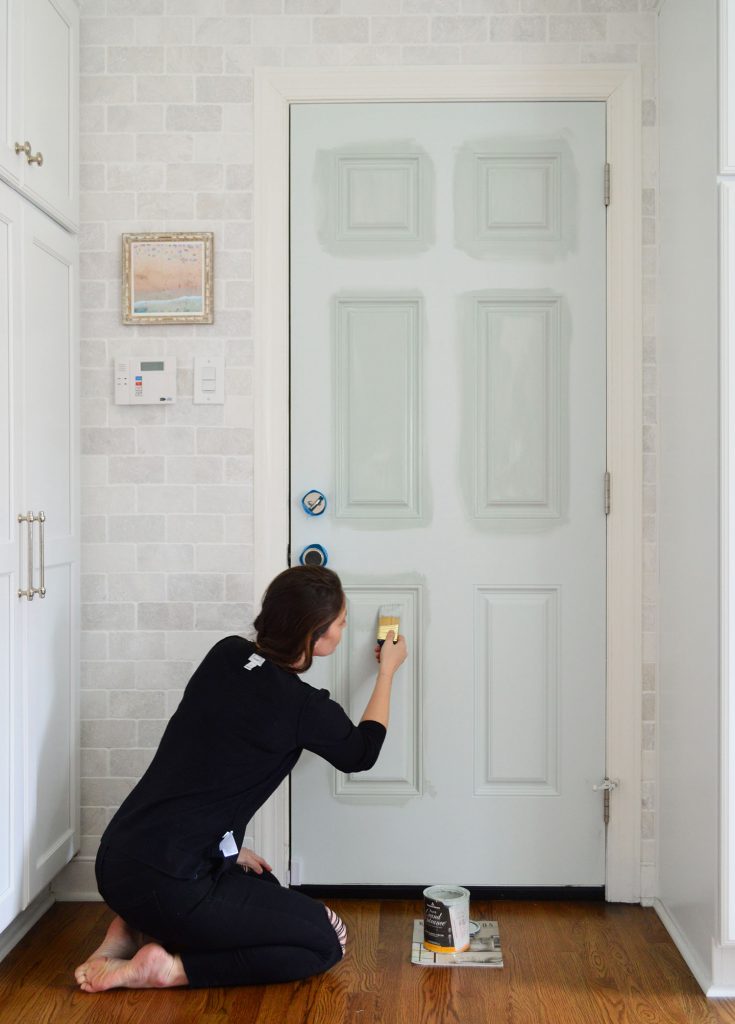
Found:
[0,181,24,934]
[0,178,78,933]
[0,0,78,230]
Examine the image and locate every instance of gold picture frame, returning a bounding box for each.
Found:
[121,231,214,325]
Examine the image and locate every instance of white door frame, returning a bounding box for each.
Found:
[253,66,642,903]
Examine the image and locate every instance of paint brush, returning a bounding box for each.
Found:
[376,604,401,646]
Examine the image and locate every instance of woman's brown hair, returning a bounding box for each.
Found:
[253,565,345,672]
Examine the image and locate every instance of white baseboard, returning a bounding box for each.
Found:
[652,898,712,995]
[51,855,101,902]
[0,889,55,964]
[710,940,735,996]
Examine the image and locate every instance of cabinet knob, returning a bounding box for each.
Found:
[14,141,31,157]
[27,150,43,167]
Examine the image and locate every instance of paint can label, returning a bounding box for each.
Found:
[422,885,471,953]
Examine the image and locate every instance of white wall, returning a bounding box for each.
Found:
[657,0,719,989]
[54,0,660,899]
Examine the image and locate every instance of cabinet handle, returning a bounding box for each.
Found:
[17,511,35,601]
[37,511,46,598]
[27,150,43,167]
[14,141,31,157]
[16,511,46,600]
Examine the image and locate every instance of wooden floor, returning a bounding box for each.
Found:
[2,899,735,1023]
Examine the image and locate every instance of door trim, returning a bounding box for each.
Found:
[253,66,642,903]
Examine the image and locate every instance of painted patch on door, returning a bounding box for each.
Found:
[315,142,434,257]
[454,137,577,261]
[472,292,563,519]
[331,584,422,798]
[334,295,423,519]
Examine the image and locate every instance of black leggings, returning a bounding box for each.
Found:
[95,846,343,988]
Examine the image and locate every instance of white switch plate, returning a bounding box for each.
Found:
[194,355,225,404]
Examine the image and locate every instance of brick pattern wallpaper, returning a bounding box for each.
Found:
[64,0,659,897]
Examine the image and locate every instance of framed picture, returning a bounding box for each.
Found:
[122,231,214,324]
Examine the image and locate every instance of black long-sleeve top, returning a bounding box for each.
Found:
[99,636,386,879]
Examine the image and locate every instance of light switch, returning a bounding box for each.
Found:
[194,356,225,404]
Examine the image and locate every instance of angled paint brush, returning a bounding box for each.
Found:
[376,604,401,646]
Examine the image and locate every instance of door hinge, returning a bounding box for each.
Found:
[593,777,619,826]
[604,163,611,207]
[604,471,611,515]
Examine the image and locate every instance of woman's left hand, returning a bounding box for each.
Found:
[236,847,273,874]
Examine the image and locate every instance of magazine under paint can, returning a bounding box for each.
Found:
[422,885,471,953]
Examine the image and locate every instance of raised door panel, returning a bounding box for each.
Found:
[455,138,573,259]
[474,586,560,796]
[332,586,421,796]
[25,564,75,901]
[0,0,21,188]
[24,208,74,538]
[473,293,561,518]
[335,297,422,519]
[317,145,433,256]
[21,0,78,228]
[0,180,22,931]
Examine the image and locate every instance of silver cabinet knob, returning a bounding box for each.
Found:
[299,544,328,567]
[301,490,327,516]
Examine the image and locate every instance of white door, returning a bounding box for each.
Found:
[22,202,78,904]
[290,102,607,887]
[0,180,23,930]
[0,0,21,188]
[20,0,78,226]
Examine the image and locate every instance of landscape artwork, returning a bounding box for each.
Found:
[122,232,214,324]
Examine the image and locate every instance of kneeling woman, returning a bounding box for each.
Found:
[75,566,406,992]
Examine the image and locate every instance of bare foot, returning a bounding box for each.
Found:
[78,914,142,968]
[75,942,188,992]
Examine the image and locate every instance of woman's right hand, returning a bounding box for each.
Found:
[375,632,408,673]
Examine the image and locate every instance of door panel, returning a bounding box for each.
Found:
[22,0,77,224]
[335,297,421,518]
[474,294,561,517]
[332,585,421,798]
[25,562,74,900]
[0,0,21,187]
[0,181,22,930]
[23,203,77,903]
[474,585,559,795]
[290,102,606,886]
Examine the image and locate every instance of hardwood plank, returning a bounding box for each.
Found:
[2,900,735,1024]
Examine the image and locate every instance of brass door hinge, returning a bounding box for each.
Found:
[593,777,619,825]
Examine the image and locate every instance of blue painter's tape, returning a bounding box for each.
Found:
[299,543,328,567]
[301,490,327,516]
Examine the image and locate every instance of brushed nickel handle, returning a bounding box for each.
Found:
[14,141,31,157]
[37,511,46,598]
[17,511,35,600]
[27,150,43,167]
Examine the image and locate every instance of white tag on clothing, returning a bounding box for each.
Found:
[219,830,238,858]
[244,653,265,671]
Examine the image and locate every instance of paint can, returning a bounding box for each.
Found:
[422,885,471,953]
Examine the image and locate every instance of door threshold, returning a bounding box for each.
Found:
[292,884,606,901]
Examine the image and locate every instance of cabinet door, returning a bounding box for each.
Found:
[0,0,21,187]
[22,202,78,906]
[0,181,23,932]
[20,0,78,228]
